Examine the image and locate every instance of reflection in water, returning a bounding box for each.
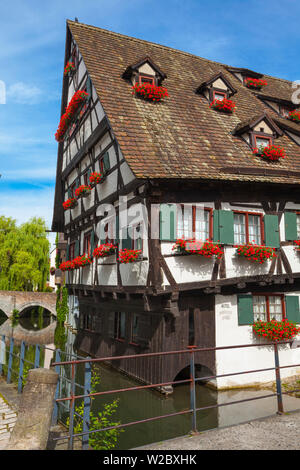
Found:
[19,306,56,331]
[0,310,7,327]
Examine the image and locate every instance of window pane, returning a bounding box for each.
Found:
[269,296,282,321]
[248,215,261,244]
[178,206,193,238]
[253,296,267,321]
[195,208,210,241]
[214,93,226,101]
[234,213,246,244]
[256,137,270,148]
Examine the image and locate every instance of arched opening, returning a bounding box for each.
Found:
[0,309,8,327]
[174,364,216,388]
[18,306,56,331]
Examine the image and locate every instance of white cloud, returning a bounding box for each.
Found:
[6,82,42,104]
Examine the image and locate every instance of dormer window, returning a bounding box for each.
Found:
[196,72,236,104]
[123,56,167,87]
[233,113,283,152]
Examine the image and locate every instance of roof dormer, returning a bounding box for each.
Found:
[122,56,167,87]
[196,72,237,102]
[226,66,264,84]
[234,113,283,150]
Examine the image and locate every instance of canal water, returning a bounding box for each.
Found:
[1,307,300,450]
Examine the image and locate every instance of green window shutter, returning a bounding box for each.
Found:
[86,76,92,99]
[264,214,280,248]
[75,240,80,257]
[159,204,177,242]
[122,227,132,250]
[213,210,234,244]
[285,296,300,323]
[66,244,70,261]
[76,177,80,188]
[237,294,254,325]
[285,212,297,241]
[102,152,110,174]
[68,188,72,199]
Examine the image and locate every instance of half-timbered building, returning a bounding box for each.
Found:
[52,20,300,391]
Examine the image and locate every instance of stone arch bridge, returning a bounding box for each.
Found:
[0,291,57,318]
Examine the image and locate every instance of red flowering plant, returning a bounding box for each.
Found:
[73,254,92,269]
[118,249,142,264]
[59,260,75,272]
[132,83,168,102]
[75,184,91,199]
[235,242,276,264]
[288,110,300,123]
[93,243,117,258]
[252,319,300,342]
[64,61,76,76]
[62,197,77,210]
[172,238,224,259]
[55,90,89,142]
[209,98,236,113]
[89,172,103,187]
[244,77,268,90]
[253,144,286,161]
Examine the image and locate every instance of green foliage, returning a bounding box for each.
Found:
[11,309,19,327]
[66,368,122,450]
[56,285,69,324]
[0,216,50,292]
[54,322,67,350]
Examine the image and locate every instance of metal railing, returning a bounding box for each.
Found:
[51,340,300,450]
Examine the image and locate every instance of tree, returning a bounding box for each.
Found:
[0,216,50,292]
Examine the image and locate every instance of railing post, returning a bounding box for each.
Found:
[18,341,25,394]
[7,337,14,384]
[68,362,76,450]
[34,344,41,368]
[273,342,284,414]
[51,349,61,426]
[188,345,197,434]
[82,357,91,450]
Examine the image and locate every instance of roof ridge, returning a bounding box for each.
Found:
[67,20,293,85]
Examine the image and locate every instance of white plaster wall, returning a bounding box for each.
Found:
[97,264,118,286]
[120,161,135,186]
[215,294,300,389]
[120,261,149,286]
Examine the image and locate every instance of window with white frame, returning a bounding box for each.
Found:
[253,295,284,322]
[177,206,212,241]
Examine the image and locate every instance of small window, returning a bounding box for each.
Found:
[213,90,227,101]
[279,105,291,118]
[253,295,285,322]
[254,135,272,149]
[70,182,77,198]
[234,211,263,245]
[138,75,155,86]
[69,242,75,260]
[83,171,89,186]
[84,232,91,257]
[114,312,126,340]
[177,206,212,241]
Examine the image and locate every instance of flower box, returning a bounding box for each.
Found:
[89,172,103,187]
[64,61,76,76]
[288,110,300,124]
[235,243,276,264]
[253,144,286,161]
[294,240,300,251]
[244,77,267,90]
[55,90,89,142]
[62,197,78,210]
[252,319,300,341]
[172,239,224,259]
[132,83,168,102]
[75,184,91,199]
[59,260,75,272]
[118,249,142,264]
[209,98,236,113]
[73,254,92,269]
[93,243,117,258]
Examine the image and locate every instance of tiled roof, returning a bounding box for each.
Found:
[67,20,300,185]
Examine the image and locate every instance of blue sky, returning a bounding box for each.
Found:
[0,0,300,248]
